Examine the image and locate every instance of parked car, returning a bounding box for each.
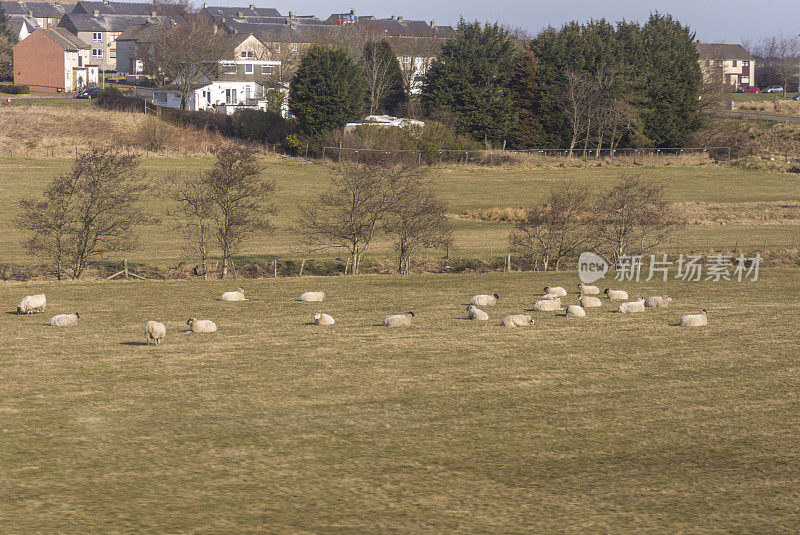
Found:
[75,87,102,99]
[737,86,761,93]
[762,85,784,93]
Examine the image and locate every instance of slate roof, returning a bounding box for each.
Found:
[0,1,69,19]
[8,18,34,36]
[696,43,754,61]
[59,11,174,32]
[72,1,177,16]
[39,27,91,49]
[201,5,281,20]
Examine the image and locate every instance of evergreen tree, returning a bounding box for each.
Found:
[0,5,14,43]
[510,49,543,148]
[361,40,406,115]
[422,20,517,145]
[0,5,15,81]
[289,45,366,136]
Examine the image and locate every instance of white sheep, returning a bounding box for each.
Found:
[48,312,79,327]
[566,305,586,318]
[383,312,414,327]
[533,297,562,312]
[220,287,247,301]
[470,293,499,307]
[577,283,600,295]
[679,309,708,327]
[144,321,166,345]
[466,305,489,321]
[645,296,673,308]
[604,288,629,300]
[300,291,326,302]
[577,295,602,308]
[543,286,567,297]
[541,293,560,300]
[187,318,217,333]
[617,298,646,314]
[17,294,46,314]
[313,313,335,325]
[500,314,534,327]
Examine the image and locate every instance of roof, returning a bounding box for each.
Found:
[8,18,34,36]
[38,27,91,50]
[201,5,281,20]
[0,1,69,18]
[357,18,455,38]
[695,43,754,61]
[72,1,179,16]
[59,11,176,32]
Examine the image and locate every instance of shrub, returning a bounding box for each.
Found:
[231,109,295,144]
[282,134,303,155]
[0,84,30,94]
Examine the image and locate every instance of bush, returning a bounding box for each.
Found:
[232,109,295,144]
[0,84,30,94]
[282,134,303,155]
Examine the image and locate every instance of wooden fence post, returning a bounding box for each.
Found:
[123,259,129,280]
[273,259,277,279]
[299,259,305,277]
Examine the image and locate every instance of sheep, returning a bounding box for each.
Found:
[466,305,489,321]
[566,305,586,318]
[617,298,646,314]
[470,294,499,307]
[48,312,79,327]
[577,283,600,295]
[577,295,602,308]
[313,313,335,326]
[533,297,562,312]
[220,287,247,302]
[645,296,673,308]
[604,288,629,300]
[187,318,217,333]
[543,286,567,297]
[144,321,166,345]
[679,309,708,327]
[17,294,46,314]
[541,293,560,300]
[383,312,414,327]
[500,314,534,327]
[300,291,326,302]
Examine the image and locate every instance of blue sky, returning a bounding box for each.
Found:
[215,0,798,42]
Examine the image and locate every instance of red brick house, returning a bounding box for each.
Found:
[13,28,99,92]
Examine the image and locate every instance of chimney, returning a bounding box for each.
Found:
[237,11,243,17]
[429,20,435,27]
[93,9,99,16]
[221,16,226,23]
[289,11,294,18]
[28,10,33,16]
[233,28,238,34]
[249,3,254,9]
[397,16,403,21]
[150,11,156,17]
[390,15,395,20]
[103,0,109,4]
[202,2,207,7]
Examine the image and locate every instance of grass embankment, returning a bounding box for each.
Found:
[0,156,798,275]
[0,270,798,532]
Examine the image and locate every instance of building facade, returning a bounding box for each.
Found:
[696,43,755,90]
[13,28,98,92]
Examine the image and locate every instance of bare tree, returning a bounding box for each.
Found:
[170,173,213,279]
[383,176,452,274]
[509,183,593,271]
[149,15,230,109]
[591,175,685,263]
[202,147,277,278]
[16,149,149,279]
[361,40,405,115]
[386,37,442,99]
[749,35,800,91]
[294,163,415,275]
[559,70,599,157]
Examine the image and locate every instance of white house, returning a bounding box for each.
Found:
[153,80,268,114]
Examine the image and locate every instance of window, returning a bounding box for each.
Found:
[92,49,103,59]
[273,42,280,53]
[110,49,116,59]
[241,50,254,58]
[222,62,236,74]
[225,88,237,105]
[109,32,120,42]
[403,56,411,64]
[92,32,102,42]
[244,63,253,74]
[743,61,750,67]
[732,60,737,67]
[261,65,274,75]
[291,43,298,53]
[153,91,167,104]
[742,77,750,84]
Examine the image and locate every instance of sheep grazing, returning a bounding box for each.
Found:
[144,321,166,345]
[533,297,562,312]
[17,294,46,314]
[220,287,247,301]
[313,313,335,326]
[466,305,489,321]
[187,318,218,333]
[543,286,567,297]
[501,314,534,327]
[577,283,600,295]
[300,291,325,302]
[566,305,586,318]
[470,294,499,307]
[604,288,629,300]
[578,295,602,308]
[48,313,79,327]
[617,298,646,314]
[645,296,673,308]
[679,309,708,327]
[383,312,414,327]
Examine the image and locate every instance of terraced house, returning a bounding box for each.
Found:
[0,0,69,39]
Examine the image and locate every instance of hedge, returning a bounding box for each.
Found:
[0,84,30,94]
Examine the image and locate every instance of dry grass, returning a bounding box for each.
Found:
[0,106,233,157]
[463,207,527,222]
[734,99,800,116]
[678,201,800,226]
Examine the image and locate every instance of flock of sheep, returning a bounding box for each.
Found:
[14,282,708,346]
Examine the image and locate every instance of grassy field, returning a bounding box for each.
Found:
[727,92,796,101]
[0,156,798,271]
[1,270,798,531]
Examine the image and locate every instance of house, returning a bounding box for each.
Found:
[8,19,35,41]
[12,28,99,92]
[152,79,269,115]
[0,1,69,31]
[696,42,755,90]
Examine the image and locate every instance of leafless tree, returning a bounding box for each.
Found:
[509,183,593,271]
[149,15,230,109]
[16,149,149,279]
[591,175,685,263]
[361,40,404,115]
[170,173,213,279]
[294,163,416,275]
[559,70,600,157]
[386,37,443,99]
[202,147,277,278]
[749,35,800,91]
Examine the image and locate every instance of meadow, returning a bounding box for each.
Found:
[1,270,798,532]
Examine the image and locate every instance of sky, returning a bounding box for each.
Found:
[212,0,799,43]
